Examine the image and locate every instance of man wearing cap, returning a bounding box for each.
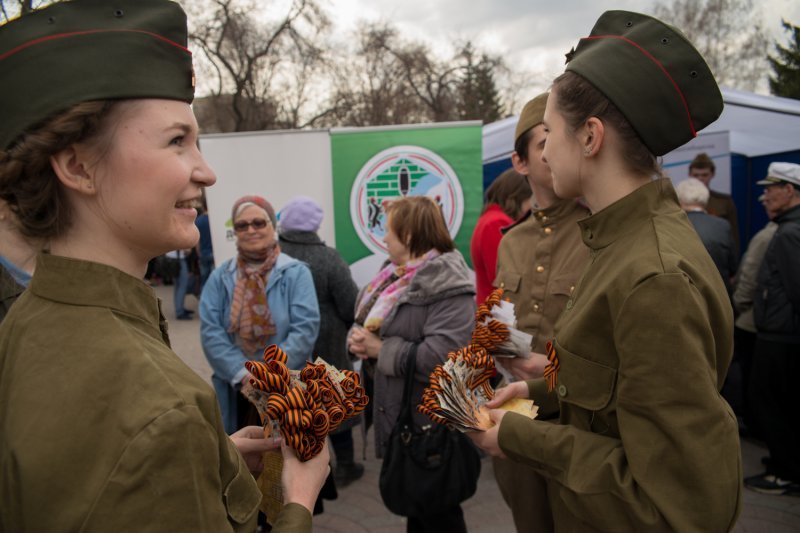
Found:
[689,153,740,254]
[730,195,777,433]
[745,162,800,495]
[491,92,590,532]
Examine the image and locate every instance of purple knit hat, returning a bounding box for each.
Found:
[278,196,324,233]
[231,195,276,226]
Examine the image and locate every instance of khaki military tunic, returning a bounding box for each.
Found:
[495,199,591,355]
[498,180,742,532]
[0,253,309,532]
[492,198,590,532]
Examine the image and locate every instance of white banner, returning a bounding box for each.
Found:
[199,129,334,268]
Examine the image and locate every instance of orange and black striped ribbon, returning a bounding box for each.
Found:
[543,340,559,392]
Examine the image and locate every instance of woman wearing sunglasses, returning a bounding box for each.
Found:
[200,195,320,434]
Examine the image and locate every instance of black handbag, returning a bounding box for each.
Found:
[378,344,481,517]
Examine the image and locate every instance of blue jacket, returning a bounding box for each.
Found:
[200,253,320,433]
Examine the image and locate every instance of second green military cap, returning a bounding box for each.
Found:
[565,10,722,156]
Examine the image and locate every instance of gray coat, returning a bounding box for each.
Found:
[279,230,358,371]
[361,250,476,457]
[686,210,738,292]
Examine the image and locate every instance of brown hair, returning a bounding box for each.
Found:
[514,128,534,163]
[0,100,128,240]
[551,71,661,178]
[484,168,530,219]
[385,196,454,258]
[689,152,715,173]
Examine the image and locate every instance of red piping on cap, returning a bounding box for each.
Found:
[581,34,697,139]
[0,28,191,62]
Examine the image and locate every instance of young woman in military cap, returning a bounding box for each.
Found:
[0,1,329,531]
[470,11,741,532]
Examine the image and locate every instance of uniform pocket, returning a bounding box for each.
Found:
[550,276,576,297]
[223,460,261,525]
[494,269,521,293]
[554,341,617,411]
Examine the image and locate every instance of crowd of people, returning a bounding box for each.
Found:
[1,1,798,532]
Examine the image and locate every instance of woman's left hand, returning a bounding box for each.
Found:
[349,328,382,359]
[230,426,282,475]
[467,409,507,458]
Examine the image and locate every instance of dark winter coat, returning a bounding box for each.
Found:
[754,204,800,343]
[279,230,358,369]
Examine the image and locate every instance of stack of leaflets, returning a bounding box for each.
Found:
[419,347,538,431]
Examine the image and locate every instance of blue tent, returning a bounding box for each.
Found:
[482,88,800,248]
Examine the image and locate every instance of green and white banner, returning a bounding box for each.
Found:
[331,122,483,274]
[200,121,483,286]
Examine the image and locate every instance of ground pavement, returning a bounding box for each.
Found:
[159,284,800,533]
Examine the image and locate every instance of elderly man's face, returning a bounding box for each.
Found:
[762,182,794,216]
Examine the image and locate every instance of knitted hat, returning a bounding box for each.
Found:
[0,0,194,150]
[564,10,722,156]
[514,93,549,144]
[757,162,800,188]
[232,195,276,226]
[278,196,324,233]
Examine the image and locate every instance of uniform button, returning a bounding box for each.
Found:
[536,265,545,273]
[557,384,567,397]
[569,285,575,294]
[541,216,548,222]
[544,227,553,235]
[566,300,573,310]
[378,407,385,413]
[533,303,540,311]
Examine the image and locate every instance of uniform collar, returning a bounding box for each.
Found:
[532,197,587,227]
[578,178,682,250]
[29,253,166,334]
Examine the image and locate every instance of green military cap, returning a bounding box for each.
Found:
[514,92,548,144]
[565,10,722,156]
[0,0,194,150]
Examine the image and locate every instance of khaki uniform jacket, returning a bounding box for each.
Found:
[0,254,309,532]
[498,180,742,532]
[495,199,591,354]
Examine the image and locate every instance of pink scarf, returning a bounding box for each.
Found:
[228,242,281,356]
[355,249,440,332]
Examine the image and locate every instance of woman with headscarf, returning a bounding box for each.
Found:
[200,194,320,434]
[0,1,329,530]
[468,10,741,532]
[348,195,476,532]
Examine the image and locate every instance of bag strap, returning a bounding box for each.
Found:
[397,342,419,427]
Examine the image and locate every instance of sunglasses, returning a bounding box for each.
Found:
[233,218,269,232]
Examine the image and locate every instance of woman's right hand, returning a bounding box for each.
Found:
[281,440,331,513]
[485,381,529,409]
[347,326,365,349]
[496,352,548,381]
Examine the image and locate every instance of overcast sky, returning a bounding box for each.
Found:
[331,0,800,105]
